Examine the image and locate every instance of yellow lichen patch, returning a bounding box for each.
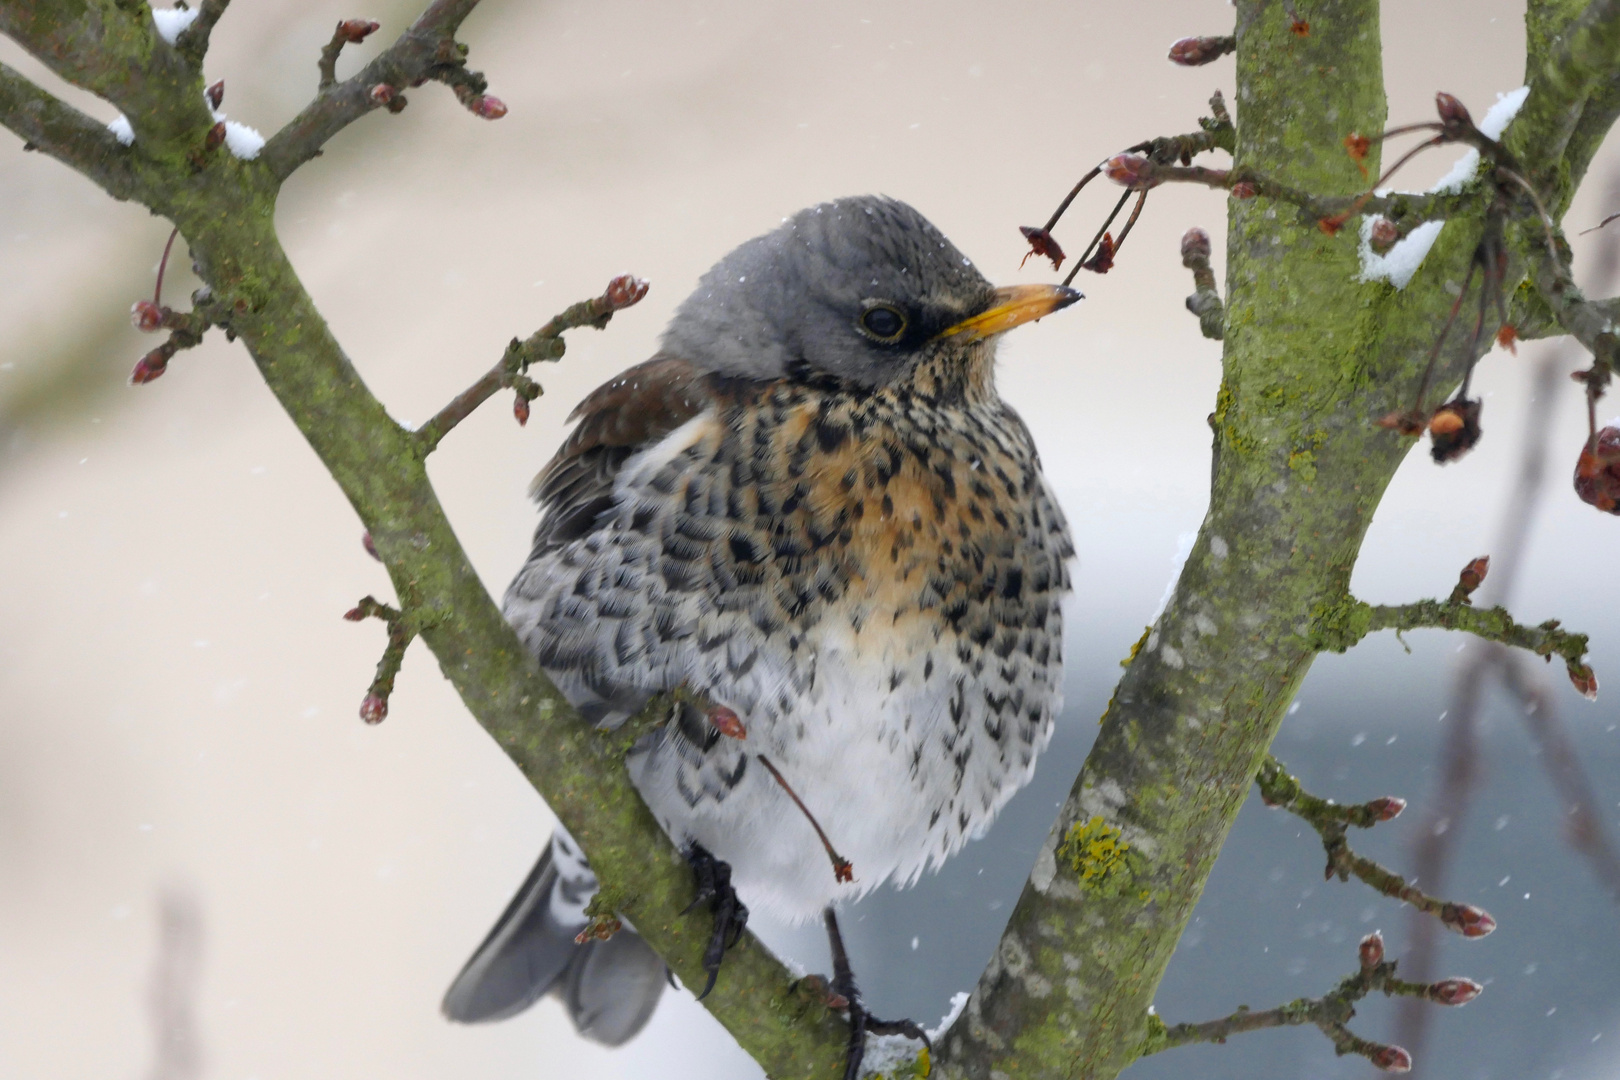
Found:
[1058,816,1133,894]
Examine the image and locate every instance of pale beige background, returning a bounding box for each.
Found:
[3,2,1617,1078]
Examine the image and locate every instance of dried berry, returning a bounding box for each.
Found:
[1429,398,1482,464]
[131,300,164,332]
[1573,424,1620,513]
[1359,930,1385,970]
[1167,36,1235,66]
[1019,226,1066,271]
[1429,978,1483,1006]
[1081,233,1116,274]
[1368,216,1400,253]
[360,692,388,724]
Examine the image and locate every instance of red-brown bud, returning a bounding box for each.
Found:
[1230,181,1258,199]
[1574,425,1620,513]
[1569,663,1599,701]
[359,692,388,724]
[362,531,381,561]
[1441,902,1497,938]
[1359,930,1385,970]
[1368,796,1407,821]
[1103,154,1160,190]
[708,705,747,740]
[1376,410,1428,436]
[1428,978,1483,1006]
[472,95,507,120]
[1371,1044,1413,1073]
[1167,36,1235,66]
[1180,227,1212,263]
[343,606,365,621]
[1435,92,1473,130]
[131,300,164,332]
[513,394,530,426]
[1344,132,1372,176]
[1368,216,1400,253]
[338,18,380,42]
[1019,226,1066,271]
[369,83,396,106]
[204,121,227,151]
[1456,555,1489,596]
[206,80,225,110]
[130,348,169,384]
[605,274,650,310]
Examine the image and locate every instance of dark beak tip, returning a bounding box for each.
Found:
[1058,286,1084,308]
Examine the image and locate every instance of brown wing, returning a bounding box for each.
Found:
[528,356,717,556]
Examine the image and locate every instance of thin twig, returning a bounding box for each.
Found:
[413,275,648,453]
[1257,757,1496,937]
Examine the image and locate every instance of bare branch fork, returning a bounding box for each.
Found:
[1310,556,1597,698]
[1256,757,1497,938]
[1142,930,1481,1073]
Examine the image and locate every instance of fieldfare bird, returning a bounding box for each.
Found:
[443,196,1078,1074]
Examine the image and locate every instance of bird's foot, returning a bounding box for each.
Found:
[681,843,748,1000]
[824,908,931,1080]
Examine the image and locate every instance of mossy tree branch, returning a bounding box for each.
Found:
[938,2,1615,1078]
[0,1,849,1075]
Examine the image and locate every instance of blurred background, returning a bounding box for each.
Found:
[4,1,1620,1078]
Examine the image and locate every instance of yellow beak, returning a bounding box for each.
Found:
[936,283,1083,342]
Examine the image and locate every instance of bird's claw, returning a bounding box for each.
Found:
[683,843,748,1000]
[825,908,930,1080]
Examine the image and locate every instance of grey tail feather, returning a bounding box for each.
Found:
[441,829,667,1047]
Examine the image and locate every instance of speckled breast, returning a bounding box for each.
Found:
[506,373,1073,918]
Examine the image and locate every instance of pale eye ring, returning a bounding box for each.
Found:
[857,301,908,343]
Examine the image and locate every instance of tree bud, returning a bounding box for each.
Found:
[1428,978,1483,1006]
[1359,930,1385,970]
[1371,1045,1413,1073]
[131,300,164,332]
[360,692,388,724]
[1441,902,1496,938]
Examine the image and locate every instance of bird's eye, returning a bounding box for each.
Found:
[858,302,908,343]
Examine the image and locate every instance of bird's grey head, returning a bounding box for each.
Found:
[660,196,1001,388]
